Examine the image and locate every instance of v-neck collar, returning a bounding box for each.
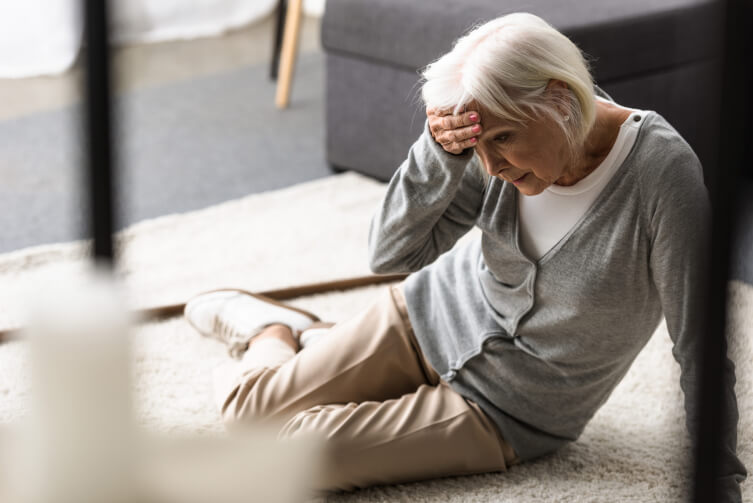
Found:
[509,111,651,267]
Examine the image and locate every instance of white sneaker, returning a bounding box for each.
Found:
[298,326,331,349]
[184,289,319,358]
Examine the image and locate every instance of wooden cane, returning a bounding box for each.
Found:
[0,273,408,343]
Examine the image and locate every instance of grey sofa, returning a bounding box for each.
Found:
[321,0,724,186]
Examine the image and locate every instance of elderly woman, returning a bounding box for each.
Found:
[184,12,746,499]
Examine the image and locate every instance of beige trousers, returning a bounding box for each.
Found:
[212,282,520,493]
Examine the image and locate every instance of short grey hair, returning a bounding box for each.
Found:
[420,12,597,161]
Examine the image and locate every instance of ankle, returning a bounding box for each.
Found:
[248,323,298,352]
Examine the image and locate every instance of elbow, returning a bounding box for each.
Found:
[368,253,396,275]
[367,222,429,274]
[368,250,424,275]
[367,226,402,274]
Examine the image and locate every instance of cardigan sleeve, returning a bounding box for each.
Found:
[646,148,747,502]
[367,119,487,273]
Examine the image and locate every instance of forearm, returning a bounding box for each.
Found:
[368,120,484,273]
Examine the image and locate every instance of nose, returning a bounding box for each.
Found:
[479,151,506,177]
[484,162,507,177]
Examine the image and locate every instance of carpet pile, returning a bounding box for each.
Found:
[0,172,750,501]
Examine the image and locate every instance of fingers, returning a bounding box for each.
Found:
[441,111,479,130]
[436,123,480,144]
[438,135,479,155]
[427,106,483,154]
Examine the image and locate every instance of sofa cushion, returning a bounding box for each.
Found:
[322,0,722,83]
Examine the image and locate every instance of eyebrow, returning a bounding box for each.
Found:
[479,125,514,138]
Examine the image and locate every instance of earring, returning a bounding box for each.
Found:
[563,115,570,122]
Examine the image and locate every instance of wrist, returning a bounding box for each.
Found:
[424,120,475,160]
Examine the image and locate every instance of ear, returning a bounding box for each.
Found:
[546,79,569,92]
[545,79,571,116]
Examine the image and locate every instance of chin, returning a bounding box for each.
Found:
[516,185,546,196]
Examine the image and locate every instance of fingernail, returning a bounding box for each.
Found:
[469,114,478,122]
[472,124,481,133]
[470,137,477,143]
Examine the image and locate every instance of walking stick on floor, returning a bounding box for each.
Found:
[0,273,409,343]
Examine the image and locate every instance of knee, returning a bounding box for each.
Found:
[218,386,251,429]
[277,406,327,440]
[278,407,358,493]
[219,395,246,429]
[278,403,359,441]
[215,368,278,428]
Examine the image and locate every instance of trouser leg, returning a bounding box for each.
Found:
[210,282,520,492]
[212,283,440,428]
[279,380,516,493]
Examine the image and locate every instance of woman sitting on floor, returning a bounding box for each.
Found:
[184,12,746,500]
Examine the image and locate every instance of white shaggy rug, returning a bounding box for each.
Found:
[0,172,751,502]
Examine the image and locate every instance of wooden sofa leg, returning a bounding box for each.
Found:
[275,0,303,108]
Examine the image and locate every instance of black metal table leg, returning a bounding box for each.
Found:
[271,0,287,80]
[83,0,116,265]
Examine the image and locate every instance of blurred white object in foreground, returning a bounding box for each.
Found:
[1,261,325,503]
[19,262,136,503]
[139,428,326,503]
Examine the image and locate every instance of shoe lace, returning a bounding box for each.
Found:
[213,316,253,359]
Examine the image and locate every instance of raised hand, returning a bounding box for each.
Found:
[426,105,483,155]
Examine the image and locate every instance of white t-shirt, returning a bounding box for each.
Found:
[518,97,645,261]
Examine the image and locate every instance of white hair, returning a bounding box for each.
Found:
[420,12,596,161]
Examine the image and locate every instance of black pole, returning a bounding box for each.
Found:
[83,0,116,264]
[692,0,752,501]
[270,0,287,80]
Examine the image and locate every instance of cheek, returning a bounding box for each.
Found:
[528,152,563,181]
[524,158,550,180]
[514,143,545,167]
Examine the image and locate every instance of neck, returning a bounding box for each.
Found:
[555,100,630,186]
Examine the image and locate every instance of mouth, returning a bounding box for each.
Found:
[492,168,529,184]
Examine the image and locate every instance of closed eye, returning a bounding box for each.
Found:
[494,133,511,143]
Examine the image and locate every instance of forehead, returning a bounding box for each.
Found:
[469,100,520,129]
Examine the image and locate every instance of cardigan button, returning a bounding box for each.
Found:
[633,115,641,122]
